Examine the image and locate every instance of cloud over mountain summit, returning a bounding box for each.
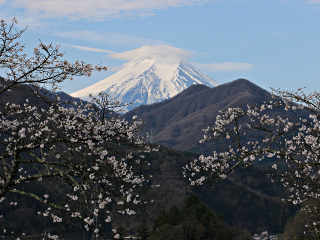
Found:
[108,45,192,64]
[107,45,253,72]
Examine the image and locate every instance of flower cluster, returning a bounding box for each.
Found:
[0,94,154,238]
[184,88,320,232]
[0,18,155,239]
[0,18,107,94]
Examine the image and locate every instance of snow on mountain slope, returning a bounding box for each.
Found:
[71,57,220,112]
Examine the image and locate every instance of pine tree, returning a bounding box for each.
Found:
[137,219,151,240]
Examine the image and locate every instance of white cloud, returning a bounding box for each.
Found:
[192,62,254,72]
[0,9,57,31]
[62,44,115,54]
[53,30,166,47]
[107,45,253,72]
[3,0,208,20]
[108,45,192,64]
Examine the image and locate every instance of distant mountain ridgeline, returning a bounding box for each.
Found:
[123,78,275,155]
[123,78,308,157]
[0,76,86,110]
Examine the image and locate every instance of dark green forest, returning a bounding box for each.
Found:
[0,145,305,239]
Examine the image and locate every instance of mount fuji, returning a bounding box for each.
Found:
[71,57,220,112]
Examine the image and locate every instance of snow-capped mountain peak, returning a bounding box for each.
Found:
[71,57,219,112]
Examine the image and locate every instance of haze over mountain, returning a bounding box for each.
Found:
[71,46,219,112]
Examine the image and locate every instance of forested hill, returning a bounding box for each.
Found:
[0,144,297,236]
[141,145,297,235]
[123,78,275,154]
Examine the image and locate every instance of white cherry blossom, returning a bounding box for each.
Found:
[185,88,320,233]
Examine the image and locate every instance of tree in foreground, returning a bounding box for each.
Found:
[0,18,155,239]
[0,18,106,93]
[184,88,320,234]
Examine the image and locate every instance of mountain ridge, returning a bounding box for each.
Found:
[123,78,274,154]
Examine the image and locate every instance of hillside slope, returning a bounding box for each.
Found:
[124,78,273,154]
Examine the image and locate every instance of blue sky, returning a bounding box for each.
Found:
[1,0,320,94]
